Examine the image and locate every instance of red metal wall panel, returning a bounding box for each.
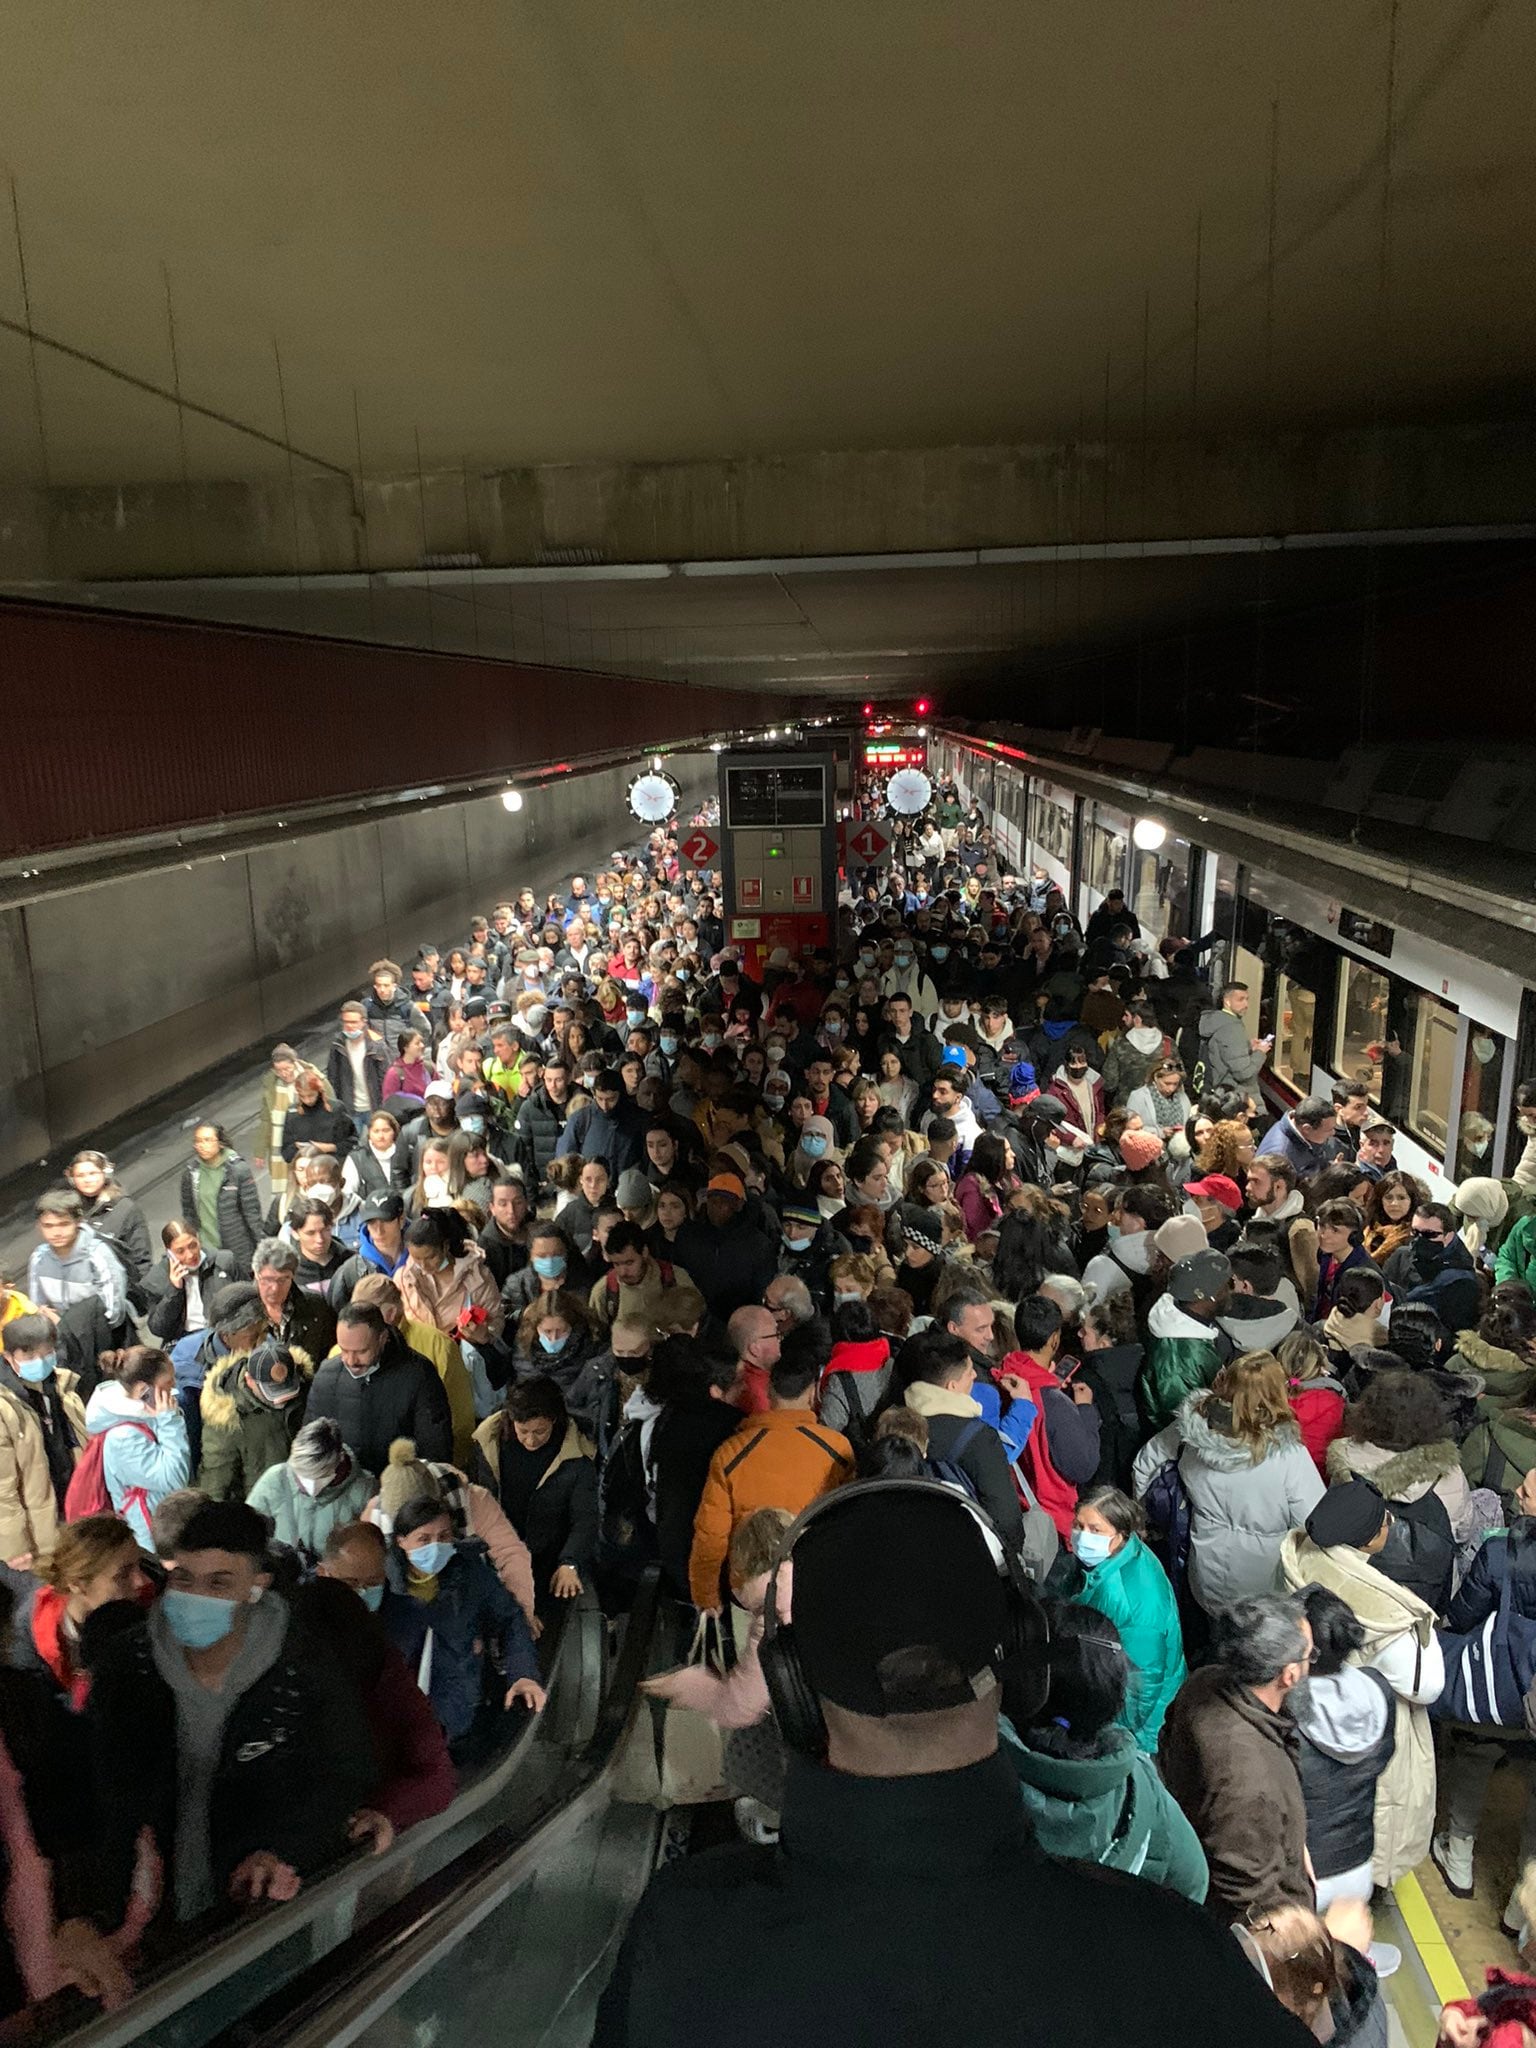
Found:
[1,600,764,858]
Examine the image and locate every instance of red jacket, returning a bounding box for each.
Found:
[1288,1381,1347,1478]
[995,1350,1079,1537]
[1047,1073,1105,1136]
[366,1641,457,1831]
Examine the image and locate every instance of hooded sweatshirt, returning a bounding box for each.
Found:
[1289,1664,1396,1882]
[1081,1226,1156,1308]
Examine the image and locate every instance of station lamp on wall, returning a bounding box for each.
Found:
[1132,817,1166,850]
[501,789,524,813]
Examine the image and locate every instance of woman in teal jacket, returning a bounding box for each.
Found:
[1069,1485,1187,1752]
[1001,1603,1207,1904]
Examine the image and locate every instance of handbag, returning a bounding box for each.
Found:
[612,1615,733,1808]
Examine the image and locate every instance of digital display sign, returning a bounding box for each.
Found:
[725,764,828,828]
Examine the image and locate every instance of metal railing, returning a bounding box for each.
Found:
[0,1586,631,2048]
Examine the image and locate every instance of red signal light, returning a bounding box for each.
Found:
[862,702,874,716]
[914,697,931,716]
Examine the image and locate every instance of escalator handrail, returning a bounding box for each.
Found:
[8,1592,605,2048]
[211,1567,665,2048]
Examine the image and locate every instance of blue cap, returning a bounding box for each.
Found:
[940,1045,968,1070]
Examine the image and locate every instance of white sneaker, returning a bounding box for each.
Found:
[1430,1831,1475,1899]
[734,1796,780,1846]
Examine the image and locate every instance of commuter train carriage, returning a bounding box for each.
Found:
[931,730,1536,1192]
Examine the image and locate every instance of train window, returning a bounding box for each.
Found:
[1407,991,1459,1154]
[1335,960,1392,1101]
[1456,1021,1505,1179]
[1085,808,1127,901]
[1274,974,1317,1094]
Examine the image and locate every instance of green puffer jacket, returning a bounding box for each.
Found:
[999,1719,1208,1903]
[1072,1533,1187,1752]
[1454,1329,1536,1421]
[1495,1215,1536,1293]
[1460,1403,1536,1499]
[1139,1296,1224,1434]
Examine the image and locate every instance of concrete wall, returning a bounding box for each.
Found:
[0,753,715,1177]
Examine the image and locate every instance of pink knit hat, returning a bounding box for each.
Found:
[1118,1128,1164,1171]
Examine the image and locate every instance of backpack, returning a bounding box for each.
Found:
[1142,1456,1194,1603]
[826,1370,888,1456]
[606,1259,674,1301]
[64,1423,153,1525]
[924,1416,984,1500]
[1434,1531,1536,1728]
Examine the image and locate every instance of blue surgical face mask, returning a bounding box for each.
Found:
[834,1291,863,1307]
[16,1353,55,1384]
[627,1008,647,1025]
[801,1134,829,1158]
[1071,1529,1114,1568]
[358,1583,385,1613]
[822,1020,843,1038]
[407,1540,453,1579]
[783,1231,813,1252]
[931,946,950,961]
[539,1330,569,1355]
[460,1115,486,1136]
[533,1254,566,1279]
[835,975,851,990]
[660,1034,679,1055]
[895,953,913,968]
[343,1025,364,1040]
[676,968,691,982]
[162,1588,242,1649]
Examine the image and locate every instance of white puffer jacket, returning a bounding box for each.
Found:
[1134,1393,1324,1615]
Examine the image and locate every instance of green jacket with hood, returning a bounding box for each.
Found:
[1072,1532,1187,1752]
[198,1346,313,1502]
[999,1718,1208,1903]
[1140,1296,1225,1434]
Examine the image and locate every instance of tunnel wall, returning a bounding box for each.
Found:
[0,752,716,1179]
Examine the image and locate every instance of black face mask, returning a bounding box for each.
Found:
[1413,1237,1447,1274]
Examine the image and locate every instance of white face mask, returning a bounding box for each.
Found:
[422,1173,449,1203]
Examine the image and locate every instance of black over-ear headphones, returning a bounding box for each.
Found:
[758,1478,1051,1763]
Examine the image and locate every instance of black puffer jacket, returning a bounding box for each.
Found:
[673,1215,778,1319]
[304,1332,452,1473]
[87,1600,372,1934]
[512,1085,570,1188]
[1291,1665,1397,1882]
[178,1153,265,1277]
[141,1250,239,1343]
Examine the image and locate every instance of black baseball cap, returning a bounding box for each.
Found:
[787,1487,1013,1717]
[360,1191,405,1225]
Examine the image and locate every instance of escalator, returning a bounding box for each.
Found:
[3,1572,667,2048]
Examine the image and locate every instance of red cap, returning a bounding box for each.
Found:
[1185,1173,1243,1213]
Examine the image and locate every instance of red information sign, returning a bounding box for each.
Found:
[793,874,814,904]
[680,829,719,867]
[738,876,762,908]
[847,821,890,864]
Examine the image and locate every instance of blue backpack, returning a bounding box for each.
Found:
[925,1417,984,1501]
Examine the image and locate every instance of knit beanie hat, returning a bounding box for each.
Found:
[1118,1129,1164,1171]
[378,1438,443,1524]
[1153,1213,1208,1264]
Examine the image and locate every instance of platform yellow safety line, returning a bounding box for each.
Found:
[1393,1870,1470,2007]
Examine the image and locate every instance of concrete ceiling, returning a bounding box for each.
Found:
[1,1,1533,716]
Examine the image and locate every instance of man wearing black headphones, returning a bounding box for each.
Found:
[594,1483,1309,2047]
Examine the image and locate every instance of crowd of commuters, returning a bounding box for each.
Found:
[1,773,1534,2043]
